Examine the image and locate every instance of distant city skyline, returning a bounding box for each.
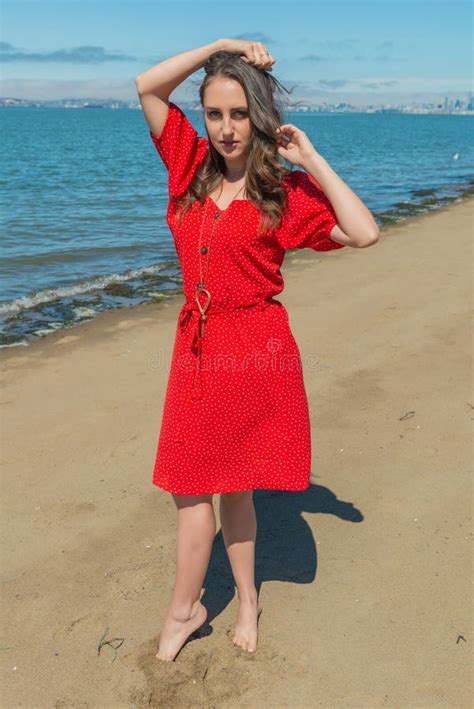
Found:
[1,0,472,103]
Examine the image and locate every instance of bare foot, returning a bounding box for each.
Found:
[156,600,207,662]
[230,596,262,653]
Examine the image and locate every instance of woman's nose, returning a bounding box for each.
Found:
[222,117,234,131]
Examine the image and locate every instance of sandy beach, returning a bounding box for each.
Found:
[1,197,472,708]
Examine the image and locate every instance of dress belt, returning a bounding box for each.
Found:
[178,298,278,401]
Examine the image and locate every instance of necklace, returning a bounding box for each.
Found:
[194,178,246,342]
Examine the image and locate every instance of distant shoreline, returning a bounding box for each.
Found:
[2,100,474,114]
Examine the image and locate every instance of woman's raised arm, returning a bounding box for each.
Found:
[135,39,224,137]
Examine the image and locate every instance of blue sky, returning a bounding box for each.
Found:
[1,0,472,103]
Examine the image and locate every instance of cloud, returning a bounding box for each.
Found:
[299,54,325,63]
[286,79,352,95]
[0,43,137,64]
[0,77,138,100]
[300,53,392,63]
[229,33,275,45]
[361,79,400,89]
[1,76,469,103]
[376,40,395,50]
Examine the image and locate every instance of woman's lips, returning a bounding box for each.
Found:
[221,141,239,149]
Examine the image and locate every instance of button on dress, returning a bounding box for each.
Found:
[148,101,345,495]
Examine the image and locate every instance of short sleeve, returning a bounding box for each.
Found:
[149,101,208,199]
[276,170,345,252]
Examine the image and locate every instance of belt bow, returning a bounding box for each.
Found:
[177,298,277,401]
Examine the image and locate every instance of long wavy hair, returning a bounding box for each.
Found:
[174,50,298,236]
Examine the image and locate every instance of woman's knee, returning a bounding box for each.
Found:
[172,492,214,510]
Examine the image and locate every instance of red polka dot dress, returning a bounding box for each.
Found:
[148,102,345,495]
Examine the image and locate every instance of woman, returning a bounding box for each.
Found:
[135,38,379,662]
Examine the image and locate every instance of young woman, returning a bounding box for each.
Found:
[135,38,379,662]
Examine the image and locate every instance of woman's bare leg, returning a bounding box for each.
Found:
[156,493,215,661]
[219,490,262,653]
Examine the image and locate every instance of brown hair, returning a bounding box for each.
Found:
[175,50,297,236]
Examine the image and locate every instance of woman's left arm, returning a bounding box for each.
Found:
[302,152,380,248]
[276,123,380,248]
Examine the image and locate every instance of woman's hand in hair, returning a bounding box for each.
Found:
[274,124,319,167]
[217,38,275,71]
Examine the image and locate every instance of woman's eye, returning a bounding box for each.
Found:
[208,111,247,118]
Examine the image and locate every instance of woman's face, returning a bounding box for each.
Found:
[203,77,252,167]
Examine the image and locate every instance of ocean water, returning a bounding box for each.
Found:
[1,106,473,347]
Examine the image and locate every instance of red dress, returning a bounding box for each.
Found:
[149,102,345,495]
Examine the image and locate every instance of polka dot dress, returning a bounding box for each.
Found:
[148,102,345,495]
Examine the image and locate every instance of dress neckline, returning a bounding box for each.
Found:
[206,194,249,213]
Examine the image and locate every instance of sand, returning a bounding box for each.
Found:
[1,197,472,708]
